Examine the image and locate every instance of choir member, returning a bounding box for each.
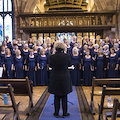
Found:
[12,39,17,47]
[99,40,105,49]
[6,36,12,51]
[28,38,34,49]
[33,45,38,63]
[104,37,113,49]
[92,44,99,75]
[95,48,107,78]
[22,43,29,77]
[3,48,14,79]
[17,38,23,51]
[1,46,6,78]
[33,45,39,84]
[73,43,78,48]
[77,41,83,54]
[118,39,120,48]
[37,48,48,85]
[2,40,8,50]
[43,43,48,56]
[45,37,51,44]
[83,38,89,46]
[112,39,118,45]
[103,45,110,77]
[66,40,72,54]
[82,44,88,56]
[63,38,67,44]
[14,50,24,78]
[88,41,93,55]
[107,48,118,78]
[71,47,81,86]
[27,49,36,86]
[1,46,5,65]
[47,43,52,56]
[22,43,29,64]
[103,45,110,57]
[83,49,93,86]
[12,44,18,59]
[70,36,77,48]
[92,44,99,59]
[55,36,59,42]
[37,40,43,53]
[113,43,120,56]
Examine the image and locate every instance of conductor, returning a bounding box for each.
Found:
[48,41,72,118]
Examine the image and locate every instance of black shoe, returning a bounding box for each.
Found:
[63,113,70,117]
[53,113,59,118]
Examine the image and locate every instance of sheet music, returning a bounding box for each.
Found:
[49,65,75,70]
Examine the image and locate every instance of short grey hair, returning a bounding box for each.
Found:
[54,41,65,50]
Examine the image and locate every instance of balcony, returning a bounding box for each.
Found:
[19,11,116,32]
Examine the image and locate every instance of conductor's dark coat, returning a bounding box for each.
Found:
[48,52,72,96]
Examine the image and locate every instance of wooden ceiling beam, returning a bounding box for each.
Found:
[45,4,87,9]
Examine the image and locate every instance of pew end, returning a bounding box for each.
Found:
[0,84,20,120]
[90,77,120,114]
[0,77,33,116]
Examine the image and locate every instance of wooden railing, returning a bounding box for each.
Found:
[19,11,116,29]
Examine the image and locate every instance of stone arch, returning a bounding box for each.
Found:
[24,0,39,13]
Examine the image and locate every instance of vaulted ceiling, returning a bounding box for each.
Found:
[44,0,88,11]
[13,0,118,14]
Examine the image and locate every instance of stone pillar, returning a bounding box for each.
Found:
[15,13,21,39]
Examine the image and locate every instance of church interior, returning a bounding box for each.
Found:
[0,0,120,120]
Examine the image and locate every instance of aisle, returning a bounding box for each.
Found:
[39,86,81,120]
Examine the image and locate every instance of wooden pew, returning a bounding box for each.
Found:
[0,77,33,115]
[90,77,120,113]
[0,84,20,120]
[105,98,120,120]
[98,85,120,120]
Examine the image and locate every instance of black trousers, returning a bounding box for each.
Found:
[54,95,67,115]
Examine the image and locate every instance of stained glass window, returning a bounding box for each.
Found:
[5,15,12,41]
[0,0,3,12]
[0,0,13,42]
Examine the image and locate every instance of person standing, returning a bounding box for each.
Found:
[3,48,14,79]
[22,44,29,77]
[27,50,36,86]
[14,50,24,78]
[48,41,72,117]
[71,47,81,86]
[95,48,107,78]
[37,48,48,85]
[107,48,118,78]
[83,49,94,86]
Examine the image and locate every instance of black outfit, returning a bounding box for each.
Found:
[48,51,72,116]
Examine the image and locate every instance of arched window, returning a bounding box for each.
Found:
[0,0,14,42]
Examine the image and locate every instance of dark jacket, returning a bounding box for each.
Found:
[48,52,72,96]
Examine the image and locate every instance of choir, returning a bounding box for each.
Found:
[1,35,120,86]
